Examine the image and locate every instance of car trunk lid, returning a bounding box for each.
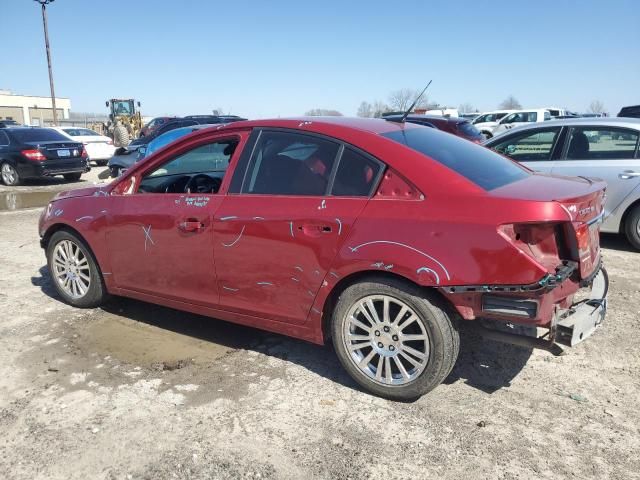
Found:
[24,141,84,161]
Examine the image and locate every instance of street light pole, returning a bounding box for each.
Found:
[36,0,58,126]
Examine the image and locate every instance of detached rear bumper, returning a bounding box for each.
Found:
[554,267,608,346]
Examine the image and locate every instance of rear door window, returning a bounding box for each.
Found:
[242,131,339,195]
[382,127,529,190]
[490,128,561,162]
[565,127,639,160]
[331,148,383,197]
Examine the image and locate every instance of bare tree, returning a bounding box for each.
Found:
[388,88,418,111]
[304,109,343,116]
[458,103,477,114]
[357,101,373,118]
[499,95,522,110]
[588,100,605,114]
[372,100,390,118]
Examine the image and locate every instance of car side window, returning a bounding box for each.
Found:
[138,138,238,194]
[0,130,9,146]
[331,147,383,197]
[565,127,639,160]
[242,131,339,195]
[491,128,561,161]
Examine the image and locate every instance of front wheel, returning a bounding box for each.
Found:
[63,172,82,181]
[624,204,640,250]
[331,277,459,401]
[46,230,107,308]
[1,162,20,186]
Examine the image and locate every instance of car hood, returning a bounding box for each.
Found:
[52,185,110,201]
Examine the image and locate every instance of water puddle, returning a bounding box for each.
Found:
[74,301,256,367]
[0,191,57,211]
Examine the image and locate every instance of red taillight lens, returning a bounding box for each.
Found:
[81,147,88,159]
[575,223,590,257]
[21,149,46,161]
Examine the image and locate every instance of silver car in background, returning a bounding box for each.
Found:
[484,118,640,249]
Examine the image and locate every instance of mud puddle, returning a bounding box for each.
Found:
[72,300,263,367]
[0,190,57,211]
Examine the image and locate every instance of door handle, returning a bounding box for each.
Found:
[178,219,205,232]
[298,224,332,236]
[619,170,640,180]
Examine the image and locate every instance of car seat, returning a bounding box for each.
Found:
[567,131,589,159]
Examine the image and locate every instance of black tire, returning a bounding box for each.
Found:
[1,162,21,186]
[46,230,108,308]
[483,131,493,139]
[624,204,640,250]
[63,173,82,181]
[109,166,121,178]
[95,160,108,166]
[331,276,459,401]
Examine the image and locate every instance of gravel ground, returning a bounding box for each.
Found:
[0,172,639,479]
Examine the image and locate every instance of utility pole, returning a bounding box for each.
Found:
[35,0,58,126]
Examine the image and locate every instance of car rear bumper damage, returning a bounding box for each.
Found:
[444,262,608,352]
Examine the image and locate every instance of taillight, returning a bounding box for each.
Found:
[106,139,113,145]
[575,223,590,258]
[81,147,88,159]
[499,223,565,268]
[21,149,46,161]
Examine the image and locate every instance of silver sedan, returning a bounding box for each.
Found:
[484,117,640,249]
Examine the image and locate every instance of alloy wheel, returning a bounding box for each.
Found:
[52,239,91,299]
[342,294,430,386]
[1,163,17,185]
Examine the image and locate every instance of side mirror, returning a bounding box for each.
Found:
[506,145,517,154]
[105,101,109,107]
[137,101,141,107]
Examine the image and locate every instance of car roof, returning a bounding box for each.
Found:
[509,117,640,130]
[385,114,461,124]
[222,116,423,135]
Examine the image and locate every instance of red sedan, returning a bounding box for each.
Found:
[38,117,608,400]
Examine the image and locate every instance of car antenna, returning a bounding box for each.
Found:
[389,80,433,123]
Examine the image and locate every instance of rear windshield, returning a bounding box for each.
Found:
[456,121,483,138]
[10,128,70,143]
[382,127,529,190]
[63,128,100,136]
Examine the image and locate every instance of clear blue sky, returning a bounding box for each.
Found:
[1,0,638,118]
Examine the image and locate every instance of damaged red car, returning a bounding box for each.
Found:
[39,117,608,400]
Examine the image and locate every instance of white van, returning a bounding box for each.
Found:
[491,109,551,136]
[472,110,517,138]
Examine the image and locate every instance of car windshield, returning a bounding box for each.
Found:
[381,126,529,190]
[456,121,483,138]
[11,128,70,143]
[63,128,100,136]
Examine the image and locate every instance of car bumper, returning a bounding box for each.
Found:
[18,159,90,178]
[554,267,607,346]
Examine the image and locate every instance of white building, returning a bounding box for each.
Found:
[0,89,71,126]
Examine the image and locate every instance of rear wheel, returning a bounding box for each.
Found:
[95,160,108,166]
[624,204,640,250]
[483,131,493,139]
[46,230,107,308]
[63,172,82,182]
[331,277,459,401]
[1,162,20,186]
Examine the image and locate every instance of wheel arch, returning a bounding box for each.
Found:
[319,269,454,344]
[619,196,640,235]
[42,223,108,278]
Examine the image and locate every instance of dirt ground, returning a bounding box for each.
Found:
[0,168,639,479]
